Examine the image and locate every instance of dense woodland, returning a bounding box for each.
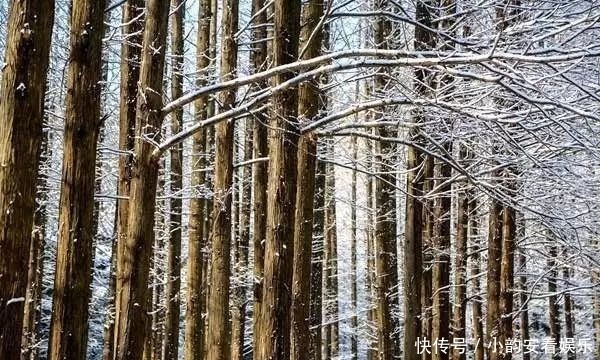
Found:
[0,0,599,359]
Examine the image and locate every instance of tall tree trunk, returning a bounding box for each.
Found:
[324,139,339,359]
[350,134,359,360]
[422,155,434,360]
[48,1,105,358]
[311,157,326,360]
[0,1,54,358]
[452,149,469,360]
[250,0,269,355]
[291,1,325,358]
[162,1,185,358]
[22,126,52,360]
[185,0,213,358]
[404,1,435,358]
[113,0,171,357]
[255,0,302,357]
[499,205,516,360]
[486,200,503,360]
[231,124,253,360]
[517,225,529,360]
[593,238,600,358]
[365,135,377,360]
[469,195,484,360]
[105,2,144,359]
[563,265,575,360]
[205,0,239,358]
[373,3,400,359]
[548,242,561,360]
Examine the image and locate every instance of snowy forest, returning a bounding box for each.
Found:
[0,0,599,359]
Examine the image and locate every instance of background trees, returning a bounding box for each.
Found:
[0,0,599,359]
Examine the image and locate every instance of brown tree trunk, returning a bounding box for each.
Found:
[205,0,238,358]
[310,158,326,360]
[373,3,400,359]
[48,1,105,358]
[452,150,469,360]
[324,140,339,359]
[250,0,269,355]
[255,0,302,357]
[563,265,575,360]
[469,195,484,360]
[404,1,435,358]
[184,0,213,358]
[486,200,503,360]
[231,124,252,360]
[548,243,561,360]
[499,205,516,360]
[0,1,54,358]
[349,133,359,360]
[105,2,144,359]
[422,155,434,360]
[291,1,325,358]
[517,226,530,360]
[113,0,171,357]
[162,1,185,359]
[22,125,51,360]
[365,135,377,360]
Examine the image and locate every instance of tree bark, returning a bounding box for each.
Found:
[486,200,503,360]
[499,205,516,360]
[291,1,325,358]
[162,1,185,358]
[469,195,484,360]
[255,0,302,357]
[185,0,213,358]
[422,155,434,360]
[563,264,575,360]
[205,0,238,358]
[113,0,171,357]
[517,224,529,360]
[324,139,339,359]
[350,133,359,360]
[548,242,561,360]
[104,2,144,359]
[310,158,326,360]
[0,1,54,358]
[48,1,105,358]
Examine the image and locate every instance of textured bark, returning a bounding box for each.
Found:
[255,0,302,357]
[452,152,469,360]
[469,195,484,360]
[486,200,503,360]
[250,0,269,354]
[499,205,516,360]
[48,1,105,358]
[310,159,326,360]
[205,0,238,358]
[104,2,144,359]
[162,1,185,359]
[365,136,377,360]
[593,238,600,358]
[548,243,561,360]
[324,140,339,359]
[349,133,359,360]
[113,0,171,357]
[0,1,54,358]
[184,0,213,358]
[373,3,400,359]
[231,123,252,360]
[22,127,51,360]
[516,225,530,360]
[422,155,434,360]
[404,1,435,358]
[290,1,324,358]
[563,265,575,360]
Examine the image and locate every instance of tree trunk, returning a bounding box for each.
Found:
[255,0,302,357]
[291,1,325,358]
[205,0,238,358]
[162,1,185,358]
[22,126,51,360]
[499,205,516,360]
[48,1,105,358]
[365,135,377,360]
[324,139,339,359]
[486,200,503,360]
[231,123,252,360]
[452,150,469,360]
[250,0,269,355]
[113,0,171,357]
[310,158,326,360]
[422,155,434,360]
[350,133,359,360]
[517,224,529,360]
[469,195,484,360]
[104,2,144,359]
[593,238,600,359]
[563,265,575,360]
[0,1,54,358]
[373,3,400,359]
[548,243,561,360]
[185,0,213,358]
